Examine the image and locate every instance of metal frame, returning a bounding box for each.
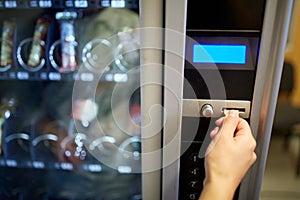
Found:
[239,0,294,199]
[161,0,188,199]
[140,0,164,200]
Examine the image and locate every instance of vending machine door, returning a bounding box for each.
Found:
[162,0,293,200]
[0,1,147,199]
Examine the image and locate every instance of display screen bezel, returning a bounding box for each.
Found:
[185,33,260,70]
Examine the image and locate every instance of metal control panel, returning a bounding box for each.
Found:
[178,1,266,198]
[161,0,293,199]
[182,99,251,118]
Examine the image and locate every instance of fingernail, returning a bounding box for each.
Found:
[211,127,218,134]
[227,110,238,118]
[210,126,219,138]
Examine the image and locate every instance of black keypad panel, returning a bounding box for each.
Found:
[179,139,241,200]
[179,142,204,200]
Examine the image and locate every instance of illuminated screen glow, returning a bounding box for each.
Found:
[193,44,247,64]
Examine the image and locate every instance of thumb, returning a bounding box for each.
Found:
[219,110,240,138]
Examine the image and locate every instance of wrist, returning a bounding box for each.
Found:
[199,179,236,200]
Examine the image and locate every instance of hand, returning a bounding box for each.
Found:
[199,110,257,200]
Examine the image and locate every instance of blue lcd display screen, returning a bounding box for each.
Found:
[193,44,247,64]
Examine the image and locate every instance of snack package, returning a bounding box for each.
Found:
[0,20,16,68]
[55,11,78,72]
[27,16,50,67]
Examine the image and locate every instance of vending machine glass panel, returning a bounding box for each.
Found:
[0,1,142,199]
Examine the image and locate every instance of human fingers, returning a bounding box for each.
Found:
[215,117,224,126]
[252,152,257,163]
[209,126,220,138]
[215,110,240,127]
[219,110,240,138]
[235,118,252,135]
[235,119,257,151]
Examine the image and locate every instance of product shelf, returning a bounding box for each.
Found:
[0,0,138,10]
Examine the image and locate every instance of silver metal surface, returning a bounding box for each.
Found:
[183,99,251,118]
[238,0,294,199]
[162,0,188,199]
[140,0,164,199]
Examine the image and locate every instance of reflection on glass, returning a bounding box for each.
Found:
[82,38,113,73]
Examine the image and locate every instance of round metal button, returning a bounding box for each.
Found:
[201,104,214,118]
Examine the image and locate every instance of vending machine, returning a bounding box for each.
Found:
[0,0,294,200]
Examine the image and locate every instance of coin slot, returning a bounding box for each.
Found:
[222,107,246,113]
